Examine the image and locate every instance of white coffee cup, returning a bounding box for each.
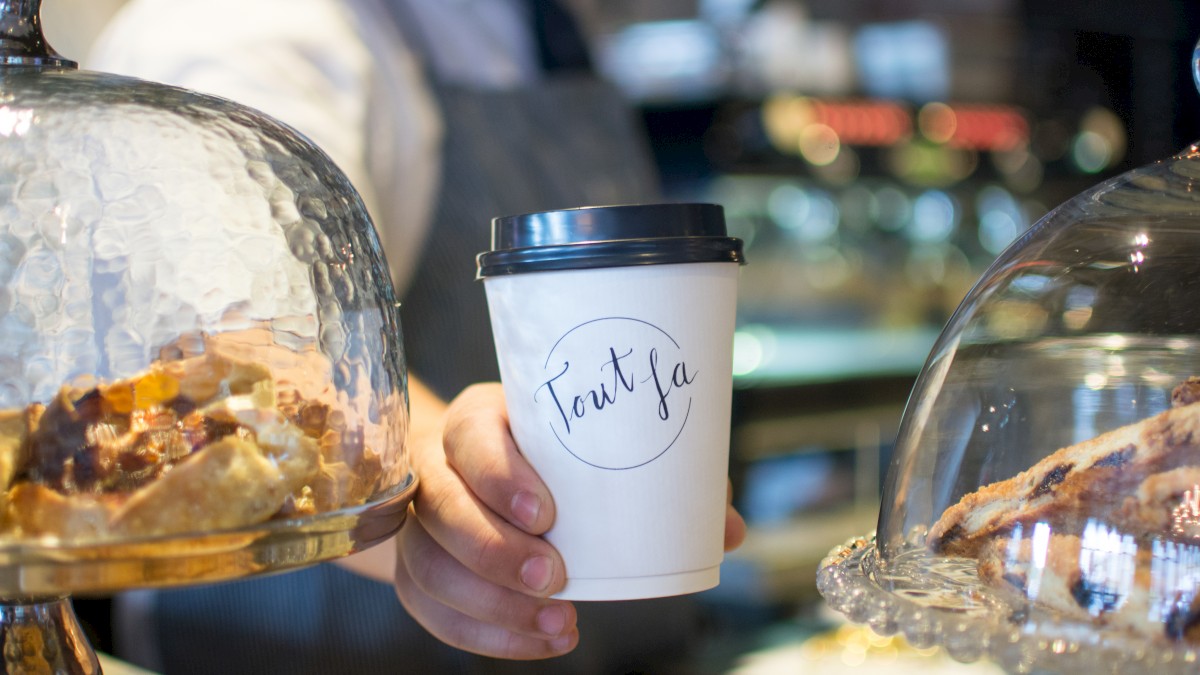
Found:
[477,203,744,600]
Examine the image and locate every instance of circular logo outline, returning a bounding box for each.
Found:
[540,316,693,471]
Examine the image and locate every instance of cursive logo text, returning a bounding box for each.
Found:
[534,317,696,470]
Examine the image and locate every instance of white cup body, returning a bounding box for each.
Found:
[484,261,738,600]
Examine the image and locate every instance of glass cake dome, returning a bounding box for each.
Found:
[0,1,415,670]
[819,43,1200,674]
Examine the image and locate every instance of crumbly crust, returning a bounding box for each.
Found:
[0,349,382,542]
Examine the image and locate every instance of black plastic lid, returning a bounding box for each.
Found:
[476,203,744,278]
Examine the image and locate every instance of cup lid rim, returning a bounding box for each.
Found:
[476,235,744,278]
[478,202,743,277]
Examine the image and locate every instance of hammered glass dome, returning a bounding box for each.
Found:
[819,46,1200,674]
[0,1,414,670]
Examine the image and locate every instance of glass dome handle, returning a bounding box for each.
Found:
[0,0,76,68]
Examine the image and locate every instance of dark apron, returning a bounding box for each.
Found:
[139,4,709,675]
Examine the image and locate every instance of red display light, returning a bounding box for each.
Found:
[925,103,1029,152]
[807,99,912,147]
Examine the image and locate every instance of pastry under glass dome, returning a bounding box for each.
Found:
[819,43,1200,674]
[0,1,415,671]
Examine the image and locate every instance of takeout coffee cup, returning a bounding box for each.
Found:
[476,203,744,600]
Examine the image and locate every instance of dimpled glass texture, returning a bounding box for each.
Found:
[819,92,1200,674]
[0,65,409,538]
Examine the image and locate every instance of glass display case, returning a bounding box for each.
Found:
[0,2,415,670]
[819,40,1200,675]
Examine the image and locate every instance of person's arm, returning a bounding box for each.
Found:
[330,375,445,584]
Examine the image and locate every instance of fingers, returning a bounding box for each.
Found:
[724,479,747,551]
[395,509,578,660]
[396,379,577,659]
[408,385,566,598]
[442,383,555,535]
[397,377,746,662]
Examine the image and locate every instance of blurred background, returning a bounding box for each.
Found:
[40,0,1200,672]
[561,0,1200,613]
[561,1,1200,670]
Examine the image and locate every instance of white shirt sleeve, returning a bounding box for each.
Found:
[86,0,443,295]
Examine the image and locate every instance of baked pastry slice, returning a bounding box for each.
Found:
[0,350,368,542]
[928,397,1200,558]
[925,378,1200,644]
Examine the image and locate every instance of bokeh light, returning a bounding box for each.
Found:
[908,190,958,243]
